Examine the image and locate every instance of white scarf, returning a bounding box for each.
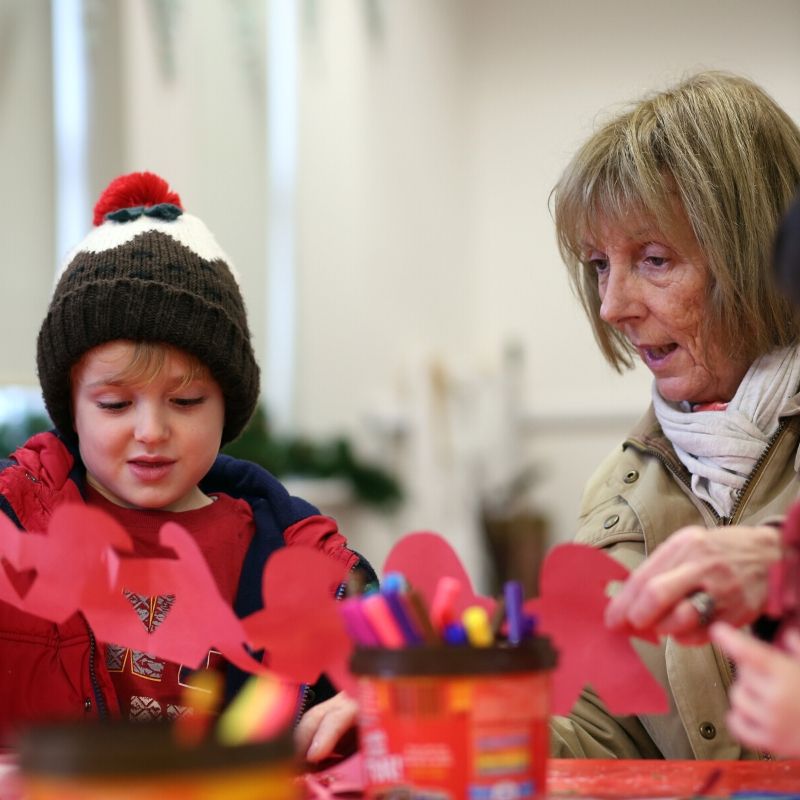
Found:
[652,344,800,517]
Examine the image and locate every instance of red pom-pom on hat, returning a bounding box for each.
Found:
[92,171,182,226]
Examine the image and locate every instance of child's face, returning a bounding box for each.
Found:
[71,341,225,512]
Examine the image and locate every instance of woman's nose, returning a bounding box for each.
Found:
[599,267,641,327]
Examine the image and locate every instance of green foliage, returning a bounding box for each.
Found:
[222,406,403,510]
[0,412,52,458]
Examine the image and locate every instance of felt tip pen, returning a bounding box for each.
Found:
[383,589,424,645]
[443,621,469,645]
[504,580,525,645]
[361,593,406,648]
[405,587,440,643]
[382,572,408,594]
[339,597,382,647]
[462,605,493,647]
[431,576,462,632]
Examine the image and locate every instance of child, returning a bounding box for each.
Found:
[710,622,800,757]
[0,171,373,747]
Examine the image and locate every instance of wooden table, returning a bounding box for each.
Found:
[548,758,800,797]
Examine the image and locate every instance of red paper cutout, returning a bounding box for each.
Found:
[243,547,354,689]
[383,531,496,619]
[527,543,667,715]
[0,505,263,674]
[106,520,265,674]
[0,504,671,721]
[0,505,132,623]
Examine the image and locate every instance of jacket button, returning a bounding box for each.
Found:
[623,470,639,484]
[699,722,716,740]
[84,698,92,712]
[603,514,620,529]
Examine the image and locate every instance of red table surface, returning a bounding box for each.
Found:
[2,755,799,798]
[547,758,800,797]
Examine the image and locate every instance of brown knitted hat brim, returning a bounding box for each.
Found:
[37,230,259,444]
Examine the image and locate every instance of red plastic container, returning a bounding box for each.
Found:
[351,639,556,799]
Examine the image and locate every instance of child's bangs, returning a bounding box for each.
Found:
[110,343,210,390]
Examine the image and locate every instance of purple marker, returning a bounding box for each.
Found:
[383,589,424,645]
[504,580,525,645]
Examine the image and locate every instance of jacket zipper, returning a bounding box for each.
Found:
[629,417,790,527]
[293,562,360,725]
[628,418,792,761]
[85,618,108,719]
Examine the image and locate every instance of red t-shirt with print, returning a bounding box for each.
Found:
[86,486,255,722]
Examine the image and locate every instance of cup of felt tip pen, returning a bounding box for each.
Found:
[346,576,557,800]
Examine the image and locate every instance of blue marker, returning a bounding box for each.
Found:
[504,580,525,645]
[443,621,469,645]
[382,572,408,593]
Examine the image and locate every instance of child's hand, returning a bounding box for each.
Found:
[294,691,359,764]
[711,622,800,757]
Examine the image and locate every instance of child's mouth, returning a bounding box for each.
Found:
[128,460,174,481]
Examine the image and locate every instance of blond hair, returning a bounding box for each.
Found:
[553,71,800,371]
[71,341,210,390]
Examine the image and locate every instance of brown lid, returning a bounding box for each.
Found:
[350,637,557,677]
[18,721,295,778]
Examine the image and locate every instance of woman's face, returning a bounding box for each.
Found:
[586,214,750,405]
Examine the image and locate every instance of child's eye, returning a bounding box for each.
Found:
[172,397,205,408]
[96,400,129,411]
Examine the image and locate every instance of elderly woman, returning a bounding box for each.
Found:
[549,71,800,759]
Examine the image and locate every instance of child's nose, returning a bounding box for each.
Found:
[134,406,169,442]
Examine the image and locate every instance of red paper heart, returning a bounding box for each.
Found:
[1,559,37,600]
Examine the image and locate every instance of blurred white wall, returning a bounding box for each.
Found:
[291,0,800,580]
[0,0,54,382]
[3,0,800,588]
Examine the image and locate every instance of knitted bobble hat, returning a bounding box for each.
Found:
[36,171,260,445]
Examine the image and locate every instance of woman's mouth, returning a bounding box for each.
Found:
[640,343,678,368]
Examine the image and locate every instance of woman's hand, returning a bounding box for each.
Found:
[711,622,800,757]
[605,524,781,644]
[294,691,359,764]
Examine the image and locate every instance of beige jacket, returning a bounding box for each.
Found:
[551,402,800,759]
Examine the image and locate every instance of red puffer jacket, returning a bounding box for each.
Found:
[0,431,368,745]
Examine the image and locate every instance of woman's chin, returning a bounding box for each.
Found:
[654,377,694,405]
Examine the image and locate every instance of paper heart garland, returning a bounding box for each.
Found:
[0,505,667,718]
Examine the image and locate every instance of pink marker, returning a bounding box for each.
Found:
[360,594,406,648]
[339,597,381,647]
[430,576,462,632]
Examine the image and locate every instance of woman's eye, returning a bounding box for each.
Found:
[588,258,609,275]
[644,256,668,267]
